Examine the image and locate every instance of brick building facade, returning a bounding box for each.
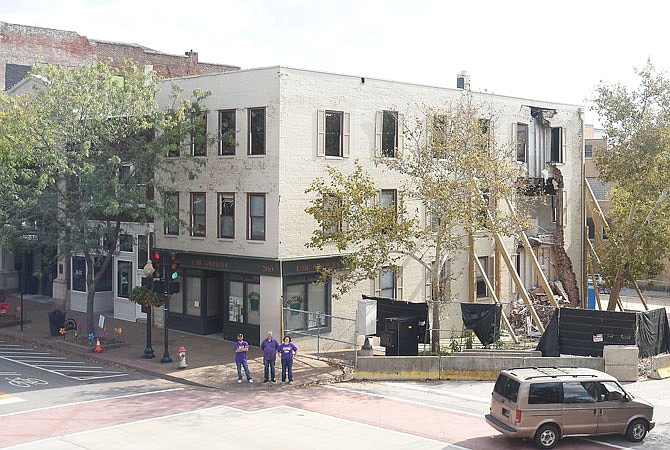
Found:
[1,21,239,91]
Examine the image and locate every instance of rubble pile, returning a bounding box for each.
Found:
[508,284,571,336]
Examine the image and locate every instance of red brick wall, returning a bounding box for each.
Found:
[1,21,239,90]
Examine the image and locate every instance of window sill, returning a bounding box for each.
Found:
[217,237,235,241]
[324,155,344,160]
[247,154,266,158]
[246,239,266,244]
[190,236,207,240]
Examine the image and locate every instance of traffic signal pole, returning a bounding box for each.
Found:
[160,250,172,363]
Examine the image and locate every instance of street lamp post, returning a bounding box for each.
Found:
[20,252,25,332]
[160,280,171,363]
[142,261,155,359]
[19,232,38,332]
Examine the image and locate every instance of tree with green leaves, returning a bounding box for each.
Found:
[306,94,526,352]
[591,60,670,310]
[0,60,208,333]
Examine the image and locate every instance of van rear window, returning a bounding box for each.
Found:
[529,382,562,404]
[494,374,520,402]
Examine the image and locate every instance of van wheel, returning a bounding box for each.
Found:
[626,419,648,442]
[534,424,560,449]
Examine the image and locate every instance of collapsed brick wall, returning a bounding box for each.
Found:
[552,167,581,306]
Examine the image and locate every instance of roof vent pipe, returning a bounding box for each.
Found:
[456,70,470,90]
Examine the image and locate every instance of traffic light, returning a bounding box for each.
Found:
[169,252,180,280]
[151,250,162,278]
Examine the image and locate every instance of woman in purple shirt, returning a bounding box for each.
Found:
[278,335,297,384]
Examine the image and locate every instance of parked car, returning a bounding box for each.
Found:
[485,367,654,449]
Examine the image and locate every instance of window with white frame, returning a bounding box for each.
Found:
[137,234,149,268]
[584,144,593,158]
[317,110,350,157]
[190,192,206,237]
[247,193,266,240]
[248,107,266,155]
[377,265,402,299]
[381,189,398,221]
[191,112,207,157]
[550,127,564,163]
[476,256,489,298]
[376,110,403,158]
[119,233,133,252]
[516,123,528,163]
[324,194,342,234]
[164,192,179,236]
[219,109,236,156]
[218,193,235,239]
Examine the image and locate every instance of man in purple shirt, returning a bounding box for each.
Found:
[234,333,253,383]
[260,331,280,383]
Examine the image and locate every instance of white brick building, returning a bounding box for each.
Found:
[146,66,584,347]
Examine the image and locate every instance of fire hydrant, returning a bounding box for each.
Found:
[177,346,187,369]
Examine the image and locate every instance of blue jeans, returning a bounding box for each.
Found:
[264,359,276,381]
[236,360,252,381]
[281,359,293,382]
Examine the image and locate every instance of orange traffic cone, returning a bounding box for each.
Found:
[94,337,103,353]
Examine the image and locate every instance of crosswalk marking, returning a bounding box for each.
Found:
[0,341,127,381]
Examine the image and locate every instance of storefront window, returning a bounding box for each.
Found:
[71,256,112,292]
[284,277,331,332]
[185,277,201,316]
[228,277,261,324]
[229,281,244,323]
[72,256,86,292]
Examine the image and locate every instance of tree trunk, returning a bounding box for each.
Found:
[85,257,96,334]
[607,262,629,310]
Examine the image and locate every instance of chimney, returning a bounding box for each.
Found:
[456,70,470,90]
[185,50,199,63]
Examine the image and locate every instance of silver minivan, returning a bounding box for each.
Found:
[485,367,654,449]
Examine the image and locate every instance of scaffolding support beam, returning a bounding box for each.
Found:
[585,177,648,311]
[504,199,559,308]
[491,230,545,334]
[473,251,519,344]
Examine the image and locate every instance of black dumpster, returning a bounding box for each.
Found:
[380,316,420,356]
[48,309,65,336]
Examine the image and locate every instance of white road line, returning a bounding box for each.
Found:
[378,381,490,403]
[0,387,184,418]
[325,384,482,417]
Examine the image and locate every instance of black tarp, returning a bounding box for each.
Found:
[637,308,670,357]
[536,309,560,357]
[460,303,502,346]
[362,295,429,344]
[535,307,670,358]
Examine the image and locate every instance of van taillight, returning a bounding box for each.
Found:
[516,410,522,424]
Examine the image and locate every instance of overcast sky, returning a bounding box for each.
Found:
[4,0,668,125]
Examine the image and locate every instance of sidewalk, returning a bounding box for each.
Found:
[0,295,349,390]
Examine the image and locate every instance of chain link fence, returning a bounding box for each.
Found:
[283,307,358,367]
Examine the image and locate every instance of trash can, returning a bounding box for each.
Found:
[48,309,65,336]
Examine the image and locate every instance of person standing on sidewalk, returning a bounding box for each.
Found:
[234,333,253,383]
[278,335,297,384]
[261,331,279,383]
